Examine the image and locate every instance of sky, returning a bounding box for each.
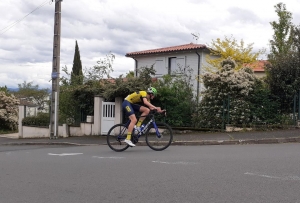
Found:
[1,0,300,89]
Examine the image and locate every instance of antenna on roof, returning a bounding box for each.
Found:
[191,33,200,43]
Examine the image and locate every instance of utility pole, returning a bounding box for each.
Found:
[50,0,63,139]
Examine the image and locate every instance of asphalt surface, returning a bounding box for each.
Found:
[2,144,300,203]
[1,128,300,146]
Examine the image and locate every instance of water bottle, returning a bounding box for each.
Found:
[140,124,145,132]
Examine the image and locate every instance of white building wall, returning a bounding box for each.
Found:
[132,50,211,100]
[135,56,156,76]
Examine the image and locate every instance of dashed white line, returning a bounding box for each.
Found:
[152,160,198,165]
[48,153,83,156]
[92,156,124,159]
[244,172,300,181]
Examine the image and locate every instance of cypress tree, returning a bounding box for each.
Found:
[71,40,83,85]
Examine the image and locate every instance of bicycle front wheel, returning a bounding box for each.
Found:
[107,124,130,152]
[145,122,173,151]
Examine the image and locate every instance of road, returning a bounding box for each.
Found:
[1,144,300,203]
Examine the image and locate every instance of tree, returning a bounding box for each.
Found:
[292,25,300,57]
[0,86,10,94]
[265,53,300,113]
[0,89,19,130]
[269,3,294,60]
[85,52,115,81]
[14,81,49,110]
[206,35,265,72]
[71,40,83,85]
[265,3,300,113]
[247,79,280,124]
[59,53,115,124]
[125,70,134,78]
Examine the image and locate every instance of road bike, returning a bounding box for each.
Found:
[106,110,173,152]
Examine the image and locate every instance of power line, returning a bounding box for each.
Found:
[0,0,51,35]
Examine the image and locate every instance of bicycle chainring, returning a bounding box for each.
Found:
[132,135,139,144]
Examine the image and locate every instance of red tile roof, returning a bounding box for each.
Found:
[101,77,157,84]
[126,43,207,57]
[244,60,268,72]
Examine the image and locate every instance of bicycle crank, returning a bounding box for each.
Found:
[132,135,139,144]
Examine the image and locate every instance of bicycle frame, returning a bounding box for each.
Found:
[107,110,172,151]
[124,113,161,138]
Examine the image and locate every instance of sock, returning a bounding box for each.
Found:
[136,120,143,127]
[126,132,132,140]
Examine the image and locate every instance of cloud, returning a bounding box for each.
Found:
[1,0,300,88]
[227,7,262,24]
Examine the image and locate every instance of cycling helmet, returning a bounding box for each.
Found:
[147,87,157,96]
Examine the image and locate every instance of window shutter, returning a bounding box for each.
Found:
[154,58,165,76]
[176,56,185,73]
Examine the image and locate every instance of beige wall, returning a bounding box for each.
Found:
[18,96,123,138]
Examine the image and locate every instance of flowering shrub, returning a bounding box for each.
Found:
[193,57,256,129]
[0,91,20,130]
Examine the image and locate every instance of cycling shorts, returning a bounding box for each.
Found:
[122,100,141,116]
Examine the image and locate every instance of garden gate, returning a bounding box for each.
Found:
[101,102,115,134]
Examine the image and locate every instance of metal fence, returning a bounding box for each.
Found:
[221,92,300,129]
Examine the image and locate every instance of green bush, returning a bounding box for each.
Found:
[22,112,50,127]
[152,69,195,127]
[248,79,281,124]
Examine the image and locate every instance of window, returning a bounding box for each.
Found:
[168,56,185,74]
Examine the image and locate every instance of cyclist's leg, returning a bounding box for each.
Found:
[136,105,150,127]
[122,101,137,146]
[127,114,137,138]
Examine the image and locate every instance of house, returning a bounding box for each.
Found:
[125,43,267,99]
[125,43,212,100]
[245,60,268,78]
[18,95,50,117]
[19,99,39,117]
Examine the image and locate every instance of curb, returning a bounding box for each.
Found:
[172,137,300,145]
[1,142,101,146]
[1,137,300,146]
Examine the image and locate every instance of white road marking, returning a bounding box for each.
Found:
[92,156,124,159]
[48,153,83,156]
[244,172,300,181]
[152,160,198,165]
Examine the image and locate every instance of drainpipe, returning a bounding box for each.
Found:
[195,51,201,103]
[134,58,138,77]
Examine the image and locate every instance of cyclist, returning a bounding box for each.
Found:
[122,87,165,147]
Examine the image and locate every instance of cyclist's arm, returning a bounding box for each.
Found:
[156,107,166,113]
[142,98,166,113]
[142,97,156,110]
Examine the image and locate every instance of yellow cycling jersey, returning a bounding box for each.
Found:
[125,91,149,104]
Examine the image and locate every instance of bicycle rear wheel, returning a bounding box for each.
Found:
[145,122,173,151]
[107,124,130,152]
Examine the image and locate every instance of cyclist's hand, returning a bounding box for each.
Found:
[150,108,158,113]
[157,109,166,116]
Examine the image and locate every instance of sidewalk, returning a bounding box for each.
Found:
[1,128,300,146]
